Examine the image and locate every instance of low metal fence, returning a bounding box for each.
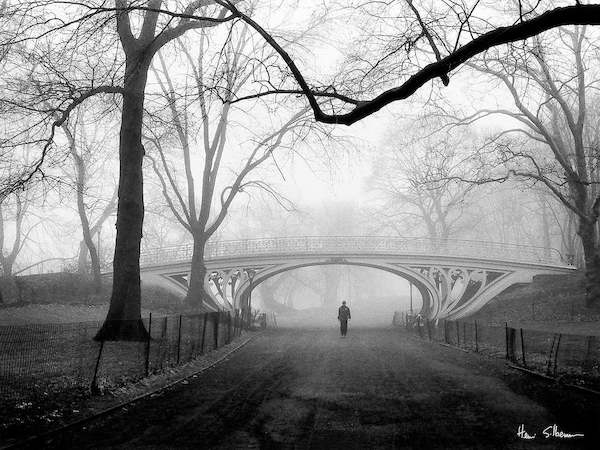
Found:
[393,312,600,388]
[0,310,251,405]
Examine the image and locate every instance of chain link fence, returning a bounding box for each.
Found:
[0,310,258,407]
[393,312,600,390]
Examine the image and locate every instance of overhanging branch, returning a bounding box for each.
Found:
[219,2,600,125]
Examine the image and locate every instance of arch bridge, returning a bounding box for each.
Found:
[138,236,574,320]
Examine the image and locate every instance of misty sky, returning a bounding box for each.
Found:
[2,0,590,279]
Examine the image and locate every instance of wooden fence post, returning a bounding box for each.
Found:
[160,316,168,369]
[546,334,557,375]
[227,311,232,343]
[505,323,516,362]
[553,334,562,377]
[444,320,449,344]
[177,315,182,364]
[201,313,208,354]
[583,336,597,373]
[214,312,220,349]
[90,340,105,395]
[520,328,527,367]
[145,313,152,377]
[456,321,460,347]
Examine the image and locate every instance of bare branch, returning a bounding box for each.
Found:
[219,2,600,125]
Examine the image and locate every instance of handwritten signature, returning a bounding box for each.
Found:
[517,424,585,440]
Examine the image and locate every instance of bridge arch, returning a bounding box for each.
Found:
[231,261,435,316]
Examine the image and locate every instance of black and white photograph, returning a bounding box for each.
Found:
[0,1,599,448]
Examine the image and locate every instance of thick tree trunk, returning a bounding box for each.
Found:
[95,56,150,341]
[579,220,600,308]
[185,237,220,310]
[1,258,12,277]
[561,210,583,266]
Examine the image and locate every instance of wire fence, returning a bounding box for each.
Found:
[393,312,600,390]
[0,309,265,406]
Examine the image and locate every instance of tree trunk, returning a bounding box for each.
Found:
[1,258,12,277]
[561,210,582,266]
[76,181,102,292]
[185,237,220,310]
[539,195,552,259]
[0,204,15,277]
[77,240,88,274]
[579,220,600,308]
[95,55,151,341]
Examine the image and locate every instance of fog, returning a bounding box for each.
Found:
[0,1,595,317]
[251,265,423,328]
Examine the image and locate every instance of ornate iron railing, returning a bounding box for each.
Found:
[139,236,567,267]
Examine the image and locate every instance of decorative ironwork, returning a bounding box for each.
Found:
[139,236,566,268]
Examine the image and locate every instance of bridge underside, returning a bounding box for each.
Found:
[139,255,573,320]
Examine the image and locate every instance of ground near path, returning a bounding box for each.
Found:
[40,328,598,449]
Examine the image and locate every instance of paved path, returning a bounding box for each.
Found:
[56,328,597,449]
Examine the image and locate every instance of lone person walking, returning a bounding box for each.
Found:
[338,300,351,337]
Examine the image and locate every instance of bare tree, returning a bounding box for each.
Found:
[145,28,313,310]
[551,203,584,265]
[370,123,476,242]
[213,1,600,307]
[0,1,242,338]
[446,26,600,306]
[0,190,35,276]
[59,114,117,291]
[5,1,600,336]
[1,0,243,339]
[94,1,243,339]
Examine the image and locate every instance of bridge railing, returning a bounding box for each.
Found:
[139,236,566,267]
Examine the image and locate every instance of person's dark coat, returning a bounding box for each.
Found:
[338,305,351,321]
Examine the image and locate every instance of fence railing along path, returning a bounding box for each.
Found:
[0,310,265,406]
[139,236,566,268]
[394,312,599,391]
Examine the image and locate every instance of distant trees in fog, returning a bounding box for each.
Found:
[222,1,600,306]
[2,1,600,339]
[0,190,32,277]
[59,109,118,292]
[369,124,478,242]
[453,26,600,306]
